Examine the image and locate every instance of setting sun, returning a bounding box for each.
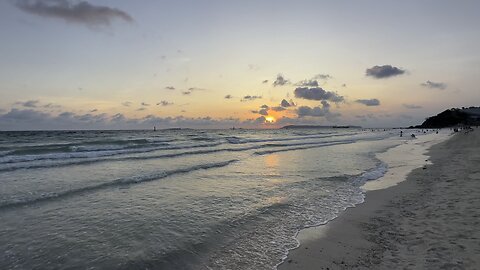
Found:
[265,116,276,123]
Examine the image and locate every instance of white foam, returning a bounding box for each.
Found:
[362,130,451,191]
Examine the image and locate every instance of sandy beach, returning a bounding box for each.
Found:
[279,128,480,270]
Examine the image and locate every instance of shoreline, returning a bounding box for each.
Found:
[278,129,480,269]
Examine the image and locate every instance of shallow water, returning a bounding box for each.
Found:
[0,128,421,269]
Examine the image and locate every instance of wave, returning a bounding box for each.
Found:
[0,139,358,172]
[0,137,176,156]
[351,161,388,185]
[254,140,357,155]
[0,159,238,210]
[0,142,222,166]
[225,132,358,144]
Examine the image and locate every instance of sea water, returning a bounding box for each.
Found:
[0,128,430,269]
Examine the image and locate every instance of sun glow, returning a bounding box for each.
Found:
[265,116,276,123]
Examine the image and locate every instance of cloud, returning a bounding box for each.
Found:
[141,102,150,106]
[14,0,134,28]
[297,100,337,118]
[355,98,380,106]
[271,106,286,112]
[258,109,269,116]
[251,105,269,116]
[280,99,295,107]
[181,87,206,96]
[262,79,269,84]
[253,116,267,124]
[157,101,173,106]
[188,87,206,92]
[224,94,233,99]
[420,80,446,90]
[15,100,40,108]
[296,79,319,87]
[1,108,50,122]
[43,103,62,109]
[165,86,175,90]
[403,103,422,109]
[121,101,132,107]
[294,87,344,103]
[248,64,259,71]
[0,108,260,130]
[312,74,332,80]
[365,65,405,79]
[241,95,262,102]
[136,107,146,111]
[273,74,290,87]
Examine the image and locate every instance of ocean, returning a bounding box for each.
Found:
[0,128,410,269]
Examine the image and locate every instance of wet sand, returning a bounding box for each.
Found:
[279,129,480,269]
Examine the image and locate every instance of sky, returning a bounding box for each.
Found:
[0,0,479,130]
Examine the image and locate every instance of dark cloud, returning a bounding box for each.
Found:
[15,100,40,108]
[157,101,173,106]
[296,79,319,87]
[355,98,380,106]
[365,65,405,79]
[280,99,295,107]
[90,109,98,112]
[262,79,269,84]
[253,116,267,124]
[341,83,347,87]
[241,95,262,102]
[403,103,422,109]
[420,80,446,90]
[271,106,286,112]
[182,91,191,95]
[294,87,344,103]
[165,86,175,90]
[224,94,233,99]
[141,102,150,106]
[121,101,132,107]
[136,107,146,111]
[14,0,134,28]
[1,108,50,122]
[297,100,336,118]
[258,109,269,116]
[260,104,269,109]
[273,74,290,87]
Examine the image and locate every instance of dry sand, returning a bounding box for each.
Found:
[279,129,480,270]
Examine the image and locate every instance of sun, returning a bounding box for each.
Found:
[265,116,276,123]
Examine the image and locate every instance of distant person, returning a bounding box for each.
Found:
[411,134,416,138]
[400,131,403,137]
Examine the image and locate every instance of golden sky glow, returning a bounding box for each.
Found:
[0,1,479,130]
